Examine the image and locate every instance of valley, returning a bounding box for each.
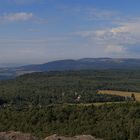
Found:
[0,69,139,140]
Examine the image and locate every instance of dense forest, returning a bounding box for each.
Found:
[0,70,140,140]
[0,103,140,140]
[0,70,139,107]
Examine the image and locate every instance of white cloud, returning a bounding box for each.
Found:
[6,0,39,5]
[105,45,126,54]
[87,8,118,21]
[0,5,139,64]
[111,19,140,34]
[1,12,33,22]
[0,38,48,45]
[74,17,140,57]
[58,5,118,22]
[0,12,47,24]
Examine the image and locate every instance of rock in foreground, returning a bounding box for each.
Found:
[0,131,38,140]
[45,134,102,140]
[0,132,102,140]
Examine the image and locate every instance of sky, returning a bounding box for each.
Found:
[0,0,140,66]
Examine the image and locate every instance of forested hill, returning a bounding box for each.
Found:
[18,58,140,72]
[0,70,139,107]
[0,58,140,80]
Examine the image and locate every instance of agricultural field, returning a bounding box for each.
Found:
[98,90,140,101]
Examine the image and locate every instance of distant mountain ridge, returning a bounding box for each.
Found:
[0,58,140,80]
[16,58,140,71]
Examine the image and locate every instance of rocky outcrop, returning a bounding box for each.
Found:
[0,132,102,140]
[0,131,38,140]
[44,134,102,140]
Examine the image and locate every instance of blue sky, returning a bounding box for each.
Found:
[0,0,140,66]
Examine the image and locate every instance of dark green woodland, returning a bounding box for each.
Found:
[0,70,139,140]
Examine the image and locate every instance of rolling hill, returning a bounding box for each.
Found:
[0,58,140,79]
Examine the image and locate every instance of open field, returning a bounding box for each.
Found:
[98,90,140,101]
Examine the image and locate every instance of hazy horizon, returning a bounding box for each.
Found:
[0,0,140,66]
[0,57,140,68]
